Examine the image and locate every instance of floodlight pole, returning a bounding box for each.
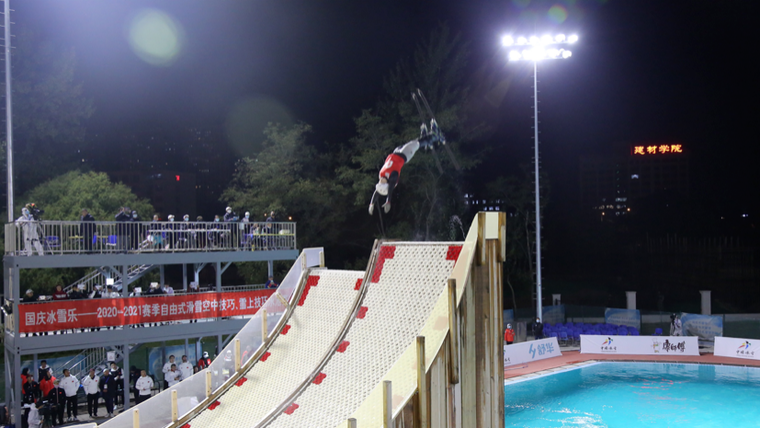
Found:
[532,59,543,322]
[4,0,13,223]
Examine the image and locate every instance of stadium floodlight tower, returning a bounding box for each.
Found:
[501,33,577,323]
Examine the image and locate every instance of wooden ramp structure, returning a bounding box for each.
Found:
[110,212,505,428]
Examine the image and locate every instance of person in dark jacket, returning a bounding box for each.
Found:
[46,379,67,425]
[98,369,117,417]
[531,317,544,340]
[80,209,96,252]
[130,210,142,250]
[115,207,131,252]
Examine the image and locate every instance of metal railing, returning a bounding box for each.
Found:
[98,248,323,428]
[4,220,296,256]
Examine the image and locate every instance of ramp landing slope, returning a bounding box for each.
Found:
[264,242,462,427]
[187,269,365,428]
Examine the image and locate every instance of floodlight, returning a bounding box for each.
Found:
[568,34,579,43]
[522,49,533,60]
[517,36,528,45]
[502,35,514,47]
[555,34,566,42]
[547,48,560,58]
[508,50,522,61]
[533,47,546,60]
[562,50,572,59]
[541,35,553,44]
[529,36,540,45]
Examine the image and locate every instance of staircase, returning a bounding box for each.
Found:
[65,264,156,293]
[52,344,144,382]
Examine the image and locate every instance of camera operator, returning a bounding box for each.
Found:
[15,205,44,256]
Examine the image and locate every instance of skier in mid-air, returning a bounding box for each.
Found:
[369,89,457,216]
[368,121,444,215]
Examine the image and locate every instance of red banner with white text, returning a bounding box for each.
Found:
[19,290,275,333]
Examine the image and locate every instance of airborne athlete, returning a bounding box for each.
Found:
[368,89,458,216]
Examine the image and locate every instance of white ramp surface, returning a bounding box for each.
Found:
[265,242,461,427]
[189,269,364,427]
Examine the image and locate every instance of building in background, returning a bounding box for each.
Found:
[579,143,689,219]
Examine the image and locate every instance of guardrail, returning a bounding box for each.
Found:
[4,221,296,256]
[97,248,323,428]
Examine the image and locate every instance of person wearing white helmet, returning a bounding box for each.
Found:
[504,323,515,345]
[368,124,444,215]
[197,352,212,370]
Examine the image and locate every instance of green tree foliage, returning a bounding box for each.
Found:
[221,123,348,251]
[16,171,153,293]
[2,31,95,196]
[485,166,550,311]
[19,170,153,220]
[338,24,487,240]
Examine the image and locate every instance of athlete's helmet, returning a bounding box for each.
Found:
[203,351,209,358]
[375,182,389,196]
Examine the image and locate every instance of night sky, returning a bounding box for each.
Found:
[13,0,758,218]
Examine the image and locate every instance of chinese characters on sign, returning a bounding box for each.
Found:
[632,144,683,156]
[19,289,275,333]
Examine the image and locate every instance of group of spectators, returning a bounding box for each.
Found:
[19,360,128,427]
[76,207,282,252]
[15,352,217,428]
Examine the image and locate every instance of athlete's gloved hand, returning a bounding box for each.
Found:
[383,201,391,213]
[368,203,374,215]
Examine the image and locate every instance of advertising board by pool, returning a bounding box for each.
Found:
[714,337,760,361]
[580,335,699,356]
[504,337,562,367]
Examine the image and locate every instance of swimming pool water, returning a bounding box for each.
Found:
[505,362,760,427]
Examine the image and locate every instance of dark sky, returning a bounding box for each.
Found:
[14,0,758,217]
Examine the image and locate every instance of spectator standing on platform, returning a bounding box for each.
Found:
[110,363,123,408]
[197,352,212,370]
[60,369,79,422]
[46,379,66,425]
[22,289,38,303]
[115,207,131,252]
[223,207,237,223]
[166,364,182,387]
[16,206,44,256]
[90,285,103,299]
[531,317,544,340]
[129,366,140,403]
[98,369,117,418]
[69,284,86,300]
[166,215,177,249]
[265,276,278,289]
[80,209,96,252]
[135,370,153,404]
[670,313,683,336]
[82,369,100,418]
[22,374,40,428]
[52,285,68,301]
[38,361,53,382]
[24,402,42,428]
[162,355,176,388]
[130,210,142,250]
[179,356,194,381]
[39,372,56,400]
[504,323,515,345]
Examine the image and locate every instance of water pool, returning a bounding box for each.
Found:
[505,362,760,427]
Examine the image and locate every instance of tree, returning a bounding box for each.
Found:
[221,123,349,251]
[338,24,488,240]
[485,166,550,312]
[16,171,153,293]
[18,170,154,220]
[1,31,95,198]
